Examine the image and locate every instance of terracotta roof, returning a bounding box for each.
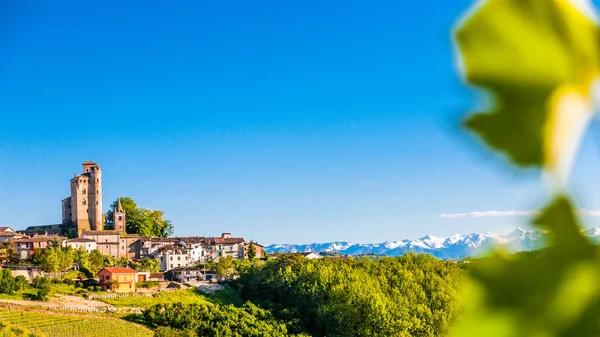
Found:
[67,238,96,243]
[82,230,119,235]
[14,235,64,243]
[207,237,244,244]
[177,237,206,244]
[0,227,14,233]
[301,252,321,257]
[0,232,19,237]
[149,273,165,279]
[168,267,214,273]
[99,267,137,274]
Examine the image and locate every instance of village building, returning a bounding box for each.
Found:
[13,235,65,260]
[204,233,245,260]
[63,238,97,253]
[301,252,323,259]
[153,242,198,271]
[242,242,265,259]
[81,231,120,257]
[165,266,217,282]
[0,227,23,243]
[139,237,179,257]
[97,267,138,292]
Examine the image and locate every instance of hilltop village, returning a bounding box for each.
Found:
[0,161,301,288]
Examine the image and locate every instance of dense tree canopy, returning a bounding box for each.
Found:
[234,253,462,336]
[106,197,174,237]
[143,302,307,337]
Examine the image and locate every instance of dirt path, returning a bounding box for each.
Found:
[0,294,115,311]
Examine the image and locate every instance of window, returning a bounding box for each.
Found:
[177,256,180,261]
[170,257,173,261]
[96,190,99,194]
[82,189,86,194]
[97,179,99,182]
[118,216,122,221]
[82,200,86,205]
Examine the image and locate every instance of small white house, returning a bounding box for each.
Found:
[64,238,97,253]
[301,252,323,259]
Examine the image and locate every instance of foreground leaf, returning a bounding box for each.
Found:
[455,0,599,186]
[449,197,600,337]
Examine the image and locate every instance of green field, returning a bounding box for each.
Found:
[0,306,153,337]
[97,287,242,308]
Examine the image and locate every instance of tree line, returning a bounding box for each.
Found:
[145,252,462,337]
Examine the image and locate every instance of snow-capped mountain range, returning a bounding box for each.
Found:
[265,228,600,259]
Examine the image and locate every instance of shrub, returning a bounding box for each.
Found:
[0,269,16,294]
[138,281,160,289]
[14,275,29,291]
[31,276,51,289]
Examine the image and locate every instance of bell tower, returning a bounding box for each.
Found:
[114,198,126,233]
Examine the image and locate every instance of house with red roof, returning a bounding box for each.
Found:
[97,267,138,292]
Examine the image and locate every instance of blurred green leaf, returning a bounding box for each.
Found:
[455,0,599,175]
[449,197,600,337]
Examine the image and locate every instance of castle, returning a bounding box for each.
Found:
[23,161,126,237]
[61,161,103,233]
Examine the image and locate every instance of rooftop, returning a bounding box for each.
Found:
[67,238,96,243]
[99,267,137,274]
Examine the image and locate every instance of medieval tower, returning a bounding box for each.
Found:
[61,161,103,233]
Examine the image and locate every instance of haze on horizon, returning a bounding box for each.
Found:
[3,1,600,245]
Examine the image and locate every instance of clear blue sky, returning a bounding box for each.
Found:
[3,0,600,245]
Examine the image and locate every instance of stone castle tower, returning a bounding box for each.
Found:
[61,161,103,234]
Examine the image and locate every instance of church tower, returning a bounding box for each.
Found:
[114,198,126,233]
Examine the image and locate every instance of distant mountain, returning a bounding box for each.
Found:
[265,228,600,259]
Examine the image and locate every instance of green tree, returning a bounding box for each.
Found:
[89,249,104,269]
[31,247,44,264]
[40,248,59,274]
[73,247,90,269]
[0,241,16,264]
[49,237,61,249]
[14,275,29,291]
[0,269,16,294]
[106,197,174,237]
[57,246,74,275]
[138,257,160,273]
[108,279,119,291]
[214,256,236,280]
[106,197,140,230]
[247,241,257,260]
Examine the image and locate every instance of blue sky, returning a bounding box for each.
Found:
[3,0,600,244]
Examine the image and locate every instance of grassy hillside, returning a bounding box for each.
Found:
[97,287,243,308]
[0,305,153,337]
